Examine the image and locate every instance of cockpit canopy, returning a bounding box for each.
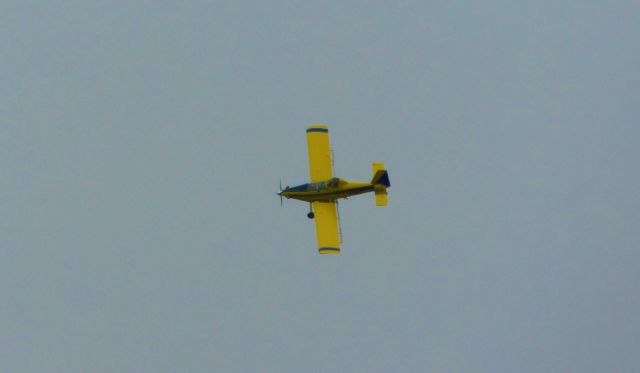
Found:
[326,177,340,188]
[308,177,341,191]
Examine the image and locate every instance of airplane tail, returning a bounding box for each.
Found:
[371,163,390,206]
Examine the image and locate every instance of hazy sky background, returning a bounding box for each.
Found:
[2,1,639,372]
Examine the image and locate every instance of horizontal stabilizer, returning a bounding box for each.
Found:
[375,187,388,206]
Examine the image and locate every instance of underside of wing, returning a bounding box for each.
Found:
[306,125,333,182]
[312,201,340,254]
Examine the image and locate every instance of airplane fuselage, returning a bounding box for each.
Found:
[279,177,375,203]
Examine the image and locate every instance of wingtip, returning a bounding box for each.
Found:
[307,124,329,133]
[318,247,341,255]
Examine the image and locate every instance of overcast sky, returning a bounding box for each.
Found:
[2,1,639,372]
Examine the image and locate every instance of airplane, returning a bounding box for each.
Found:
[278,125,391,254]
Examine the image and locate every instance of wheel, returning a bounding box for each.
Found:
[307,212,315,219]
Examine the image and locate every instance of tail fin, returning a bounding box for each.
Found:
[371,163,390,206]
[371,163,391,187]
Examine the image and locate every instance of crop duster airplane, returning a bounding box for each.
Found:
[278,125,391,254]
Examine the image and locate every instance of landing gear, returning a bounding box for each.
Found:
[307,204,314,219]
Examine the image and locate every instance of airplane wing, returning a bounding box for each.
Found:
[306,125,333,182]
[312,201,341,254]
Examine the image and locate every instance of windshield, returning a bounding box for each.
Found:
[308,178,339,191]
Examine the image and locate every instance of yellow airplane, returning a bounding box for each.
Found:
[278,125,391,254]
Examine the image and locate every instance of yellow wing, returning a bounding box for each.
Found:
[306,125,333,182]
[312,201,341,254]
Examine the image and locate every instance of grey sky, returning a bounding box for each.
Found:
[2,1,639,372]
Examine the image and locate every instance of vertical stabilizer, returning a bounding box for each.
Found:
[371,163,390,206]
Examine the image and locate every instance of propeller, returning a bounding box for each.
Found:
[277,179,291,206]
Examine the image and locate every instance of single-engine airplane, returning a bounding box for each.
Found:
[278,125,390,254]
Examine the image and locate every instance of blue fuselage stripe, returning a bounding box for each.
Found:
[285,185,372,197]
